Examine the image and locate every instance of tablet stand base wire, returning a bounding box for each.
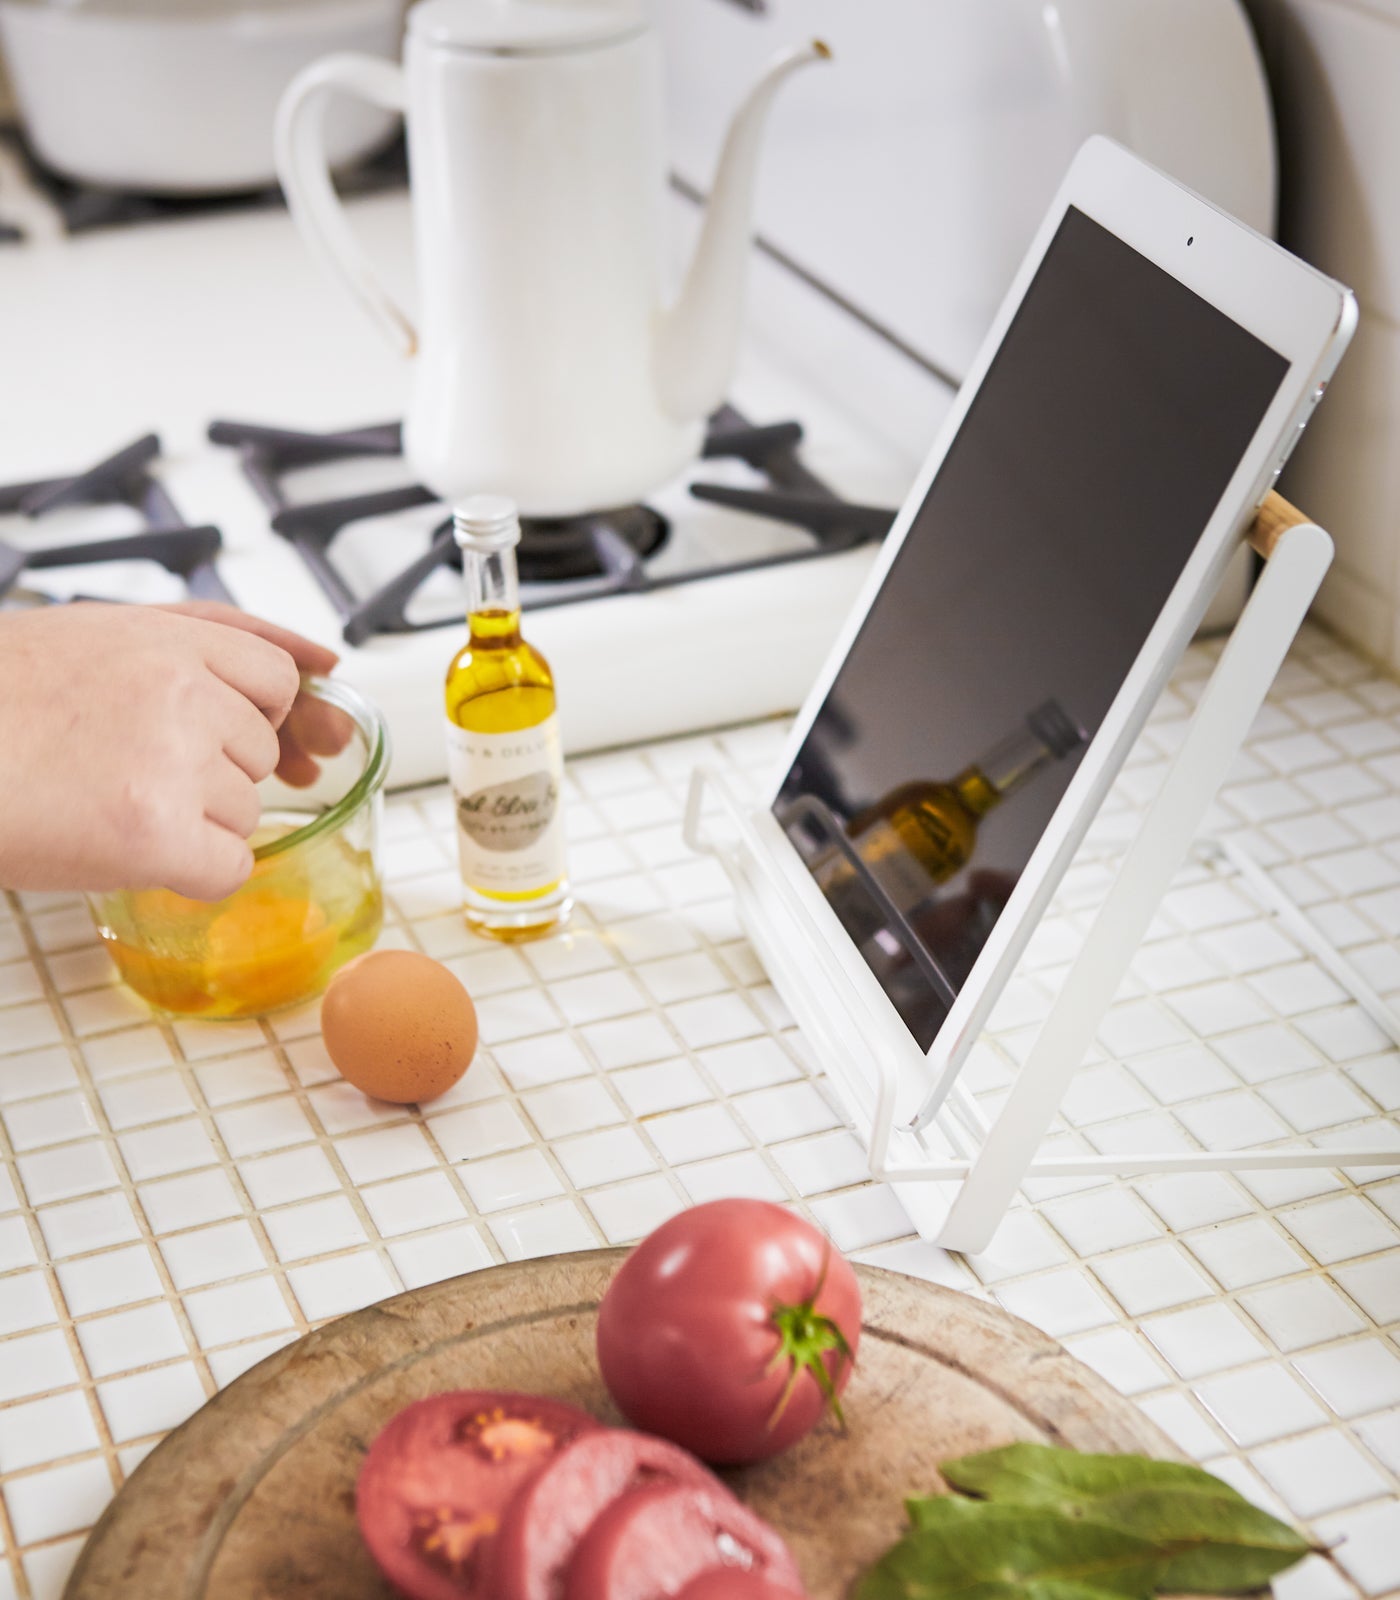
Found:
[685,495,1400,1254]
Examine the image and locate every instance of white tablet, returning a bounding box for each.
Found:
[757,136,1356,1128]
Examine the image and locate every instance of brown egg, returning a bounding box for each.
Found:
[321,950,478,1104]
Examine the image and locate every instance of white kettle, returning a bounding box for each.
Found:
[275,0,826,515]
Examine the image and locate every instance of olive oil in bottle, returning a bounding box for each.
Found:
[445,496,571,940]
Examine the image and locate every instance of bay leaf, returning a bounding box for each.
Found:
[941,1444,1250,1508]
[935,1445,1310,1592]
[852,1502,1167,1600]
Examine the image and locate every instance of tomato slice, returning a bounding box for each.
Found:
[677,1573,809,1600]
[488,1427,725,1600]
[356,1390,600,1600]
[563,1480,804,1600]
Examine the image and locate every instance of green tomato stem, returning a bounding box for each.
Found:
[764,1252,855,1434]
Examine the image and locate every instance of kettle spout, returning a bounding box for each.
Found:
[655,40,831,423]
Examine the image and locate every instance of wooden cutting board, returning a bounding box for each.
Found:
[66,1250,1178,1600]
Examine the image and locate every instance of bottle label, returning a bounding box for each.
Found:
[445,715,567,898]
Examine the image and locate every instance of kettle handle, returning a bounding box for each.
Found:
[274,53,417,358]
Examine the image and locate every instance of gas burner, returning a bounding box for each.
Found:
[211,407,898,647]
[517,506,669,583]
[0,433,232,606]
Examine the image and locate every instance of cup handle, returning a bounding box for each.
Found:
[274,53,417,357]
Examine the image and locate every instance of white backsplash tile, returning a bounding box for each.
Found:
[1091,1244,1215,1317]
[489,1202,597,1264]
[33,1194,140,1261]
[181,1278,296,1350]
[236,1146,340,1210]
[1240,1277,1368,1350]
[54,1246,162,1318]
[456,1148,563,1214]
[584,1174,686,1245]
[96,1365,207,1445]
[1195,1363,1329,1448]
[0,1331,78,1407]
[262,1197,368,1264]
[284,1253,398,1322]
[0,1277,56,1340]
[75,1305,187,1381]
[0,1395,99,1477]
[677,1150,786,1207]
[1317,1500,1400,1595]
[14,1143,118,1208]
[1143,1303,1270,1379]
[1294,1339,1400,1419]
[158,1221,265,1292]
[522,1078,624,1142]
[1184,1217,1308,1290]
[1256,1429,1390,1519]
[1120,1177,1248,1235]
[4,1458,113,1549]
[387,1226,494,1290]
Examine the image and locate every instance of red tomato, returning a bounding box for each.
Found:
[677,1575,807,1600]
[564,1481,804,1600]
[356,1389,599,1600]
[488,1427,725,1600]
[596,1199,861,1464]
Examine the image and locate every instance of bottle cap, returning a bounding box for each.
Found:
[453,495,521,551]
[1027,699,1089,760]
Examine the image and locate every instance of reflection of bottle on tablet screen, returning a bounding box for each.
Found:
[784,701,1087,1044]
[843,700,1088,905]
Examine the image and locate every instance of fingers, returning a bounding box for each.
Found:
[161,820,255,903]
[203,755,262,841]
[290,694,353,757]
[197,624,300,728]
[276,692,356,788]
[162,601,340,676]
[213,679,282,783]
[275,745,321,790]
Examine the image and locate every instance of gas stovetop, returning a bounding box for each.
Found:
[209,406,895,646]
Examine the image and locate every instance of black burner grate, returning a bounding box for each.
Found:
[0,433,232,606]
[211,407,897,647]
[0,125,407,242]
[516,505,670,583]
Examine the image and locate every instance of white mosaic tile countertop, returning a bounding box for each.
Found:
[3,619,1400,1600]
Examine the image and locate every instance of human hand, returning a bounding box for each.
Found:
[0,602,315,898]
[159,602,345,788]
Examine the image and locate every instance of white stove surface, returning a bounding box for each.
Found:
[0,187,955,786]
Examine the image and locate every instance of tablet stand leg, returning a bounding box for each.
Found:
[937,521,1334,1252]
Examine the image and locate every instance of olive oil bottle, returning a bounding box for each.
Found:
[445,496,571,940]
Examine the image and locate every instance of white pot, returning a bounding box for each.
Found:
[0,0,405,195]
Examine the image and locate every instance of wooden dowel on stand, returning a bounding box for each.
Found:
[1249,490,1310,560]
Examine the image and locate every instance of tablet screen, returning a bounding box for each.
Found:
[774,206,1288,1051]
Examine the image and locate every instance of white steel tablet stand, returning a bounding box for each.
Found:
[685,494,1400,1253]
